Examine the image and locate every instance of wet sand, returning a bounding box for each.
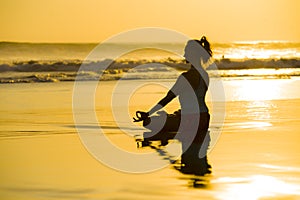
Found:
[0,80,300,199]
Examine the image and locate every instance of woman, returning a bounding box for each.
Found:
[143,36,212,174]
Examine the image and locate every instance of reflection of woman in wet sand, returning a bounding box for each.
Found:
[146,36,213,175]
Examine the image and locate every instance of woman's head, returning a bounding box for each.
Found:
[184,36,212,65]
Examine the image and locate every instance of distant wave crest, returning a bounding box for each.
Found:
[0,58,300,72]
[0,58,300,83]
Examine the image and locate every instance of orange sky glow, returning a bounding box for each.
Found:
[0,0,299,43]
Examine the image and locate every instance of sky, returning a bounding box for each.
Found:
[0,0,299,43]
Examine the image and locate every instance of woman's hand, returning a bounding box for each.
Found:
[133,111,149,122]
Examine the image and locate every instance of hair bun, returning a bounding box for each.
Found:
[199,36,212,57]
[200,36,207,43]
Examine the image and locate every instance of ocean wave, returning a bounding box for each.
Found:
[1,68,300,84]
[0,59,185,72]
[0,58,300,83]
[214,58,300,69]
[0,58,299,73]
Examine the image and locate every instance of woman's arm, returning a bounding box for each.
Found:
[148,90,176,116]
[147,74,185,116]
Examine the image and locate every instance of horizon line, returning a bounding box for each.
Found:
[1,40,300,44]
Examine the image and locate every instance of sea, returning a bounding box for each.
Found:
[0,41,300,83]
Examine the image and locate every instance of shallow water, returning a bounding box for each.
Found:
[0,79,300,199]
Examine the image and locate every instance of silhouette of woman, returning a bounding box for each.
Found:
[135,36,213,175]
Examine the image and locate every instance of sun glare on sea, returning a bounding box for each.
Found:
[216,175,300,200]
[232,79,281,101]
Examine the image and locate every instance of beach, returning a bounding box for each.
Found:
[1,78,300,200]
[1,0,300,198]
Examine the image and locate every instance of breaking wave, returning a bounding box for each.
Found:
[0,58,299,83]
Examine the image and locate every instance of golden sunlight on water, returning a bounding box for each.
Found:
[215,175,300,200]
[231,79,281,101]
[223,78,300,102]
[245,101,275,119]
